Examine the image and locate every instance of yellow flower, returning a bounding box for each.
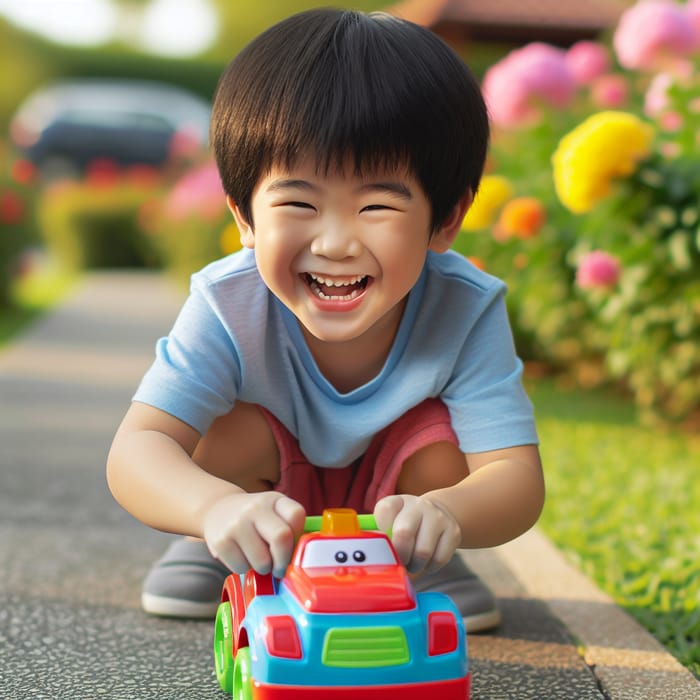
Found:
[552,111,654,213]
[462,175,513,230]
[220,221,242,255]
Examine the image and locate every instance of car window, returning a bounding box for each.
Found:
[301,538,397,568]
[59,109,173,131]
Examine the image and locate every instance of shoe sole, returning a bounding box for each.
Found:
[141,592,219,619]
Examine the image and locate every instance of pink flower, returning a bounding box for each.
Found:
[482,43,576,128]
[576,250,621,289]
[168,126,204,161]
[566,41,611,85]
[590,74,629,108]
[613,0,699,72]
[686,0,700,34]
[164,162,226,222]
[644,72,674,116]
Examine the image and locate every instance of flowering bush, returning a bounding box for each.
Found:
[456,0,700,425]
[0,141,39,306]
[149,161,237,282]
[37,164,167,271]
[33,153,233,283]
[613,0,698,71]
[552,111,655,214]
[482,43,576,128]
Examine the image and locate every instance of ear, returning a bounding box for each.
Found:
[428,190,473,253]
[226,196,255,249]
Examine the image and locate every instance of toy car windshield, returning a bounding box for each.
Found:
[301,536,397,567]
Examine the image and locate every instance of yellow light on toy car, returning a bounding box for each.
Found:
[321,508,360,535]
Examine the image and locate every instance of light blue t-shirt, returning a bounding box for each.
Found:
[134,248,537,467]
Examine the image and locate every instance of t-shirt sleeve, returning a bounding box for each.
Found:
[441,285,538,453]
[132,285,241,434]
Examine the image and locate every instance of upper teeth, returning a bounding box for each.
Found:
[308,273,365,287]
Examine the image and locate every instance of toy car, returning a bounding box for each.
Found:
[214,508,470,699]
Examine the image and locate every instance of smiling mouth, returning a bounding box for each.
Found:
[303,273,370,301]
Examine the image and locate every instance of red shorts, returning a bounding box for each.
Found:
[259,398,458,514]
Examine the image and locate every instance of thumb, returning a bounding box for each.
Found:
[374,495,405,534]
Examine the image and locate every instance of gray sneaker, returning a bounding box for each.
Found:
[414,553,501,633]
[141,538,229,618]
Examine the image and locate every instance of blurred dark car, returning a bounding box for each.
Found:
[10,79,211,175]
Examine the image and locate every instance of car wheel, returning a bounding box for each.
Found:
[232,646,253,700]
[214,601,234,694]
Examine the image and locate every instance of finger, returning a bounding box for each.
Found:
[415,503,461,574]
[385,497,423,569]
[374,495,405,534]
[407,515,436,573]
[252,497,302,577]
[210,536,253,575]
[238,520,275,574]
[274,496,306,536]
[426,526,460,574]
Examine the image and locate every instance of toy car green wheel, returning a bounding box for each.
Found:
[214,601,234,694]
[232,646,253,700]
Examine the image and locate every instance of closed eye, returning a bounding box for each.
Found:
[361,204,395,212]
[280,201,316,210]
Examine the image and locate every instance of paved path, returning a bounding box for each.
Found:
[0,271,697,699]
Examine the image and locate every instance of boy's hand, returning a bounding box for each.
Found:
[374,494,461,574]
[203,491,305,579]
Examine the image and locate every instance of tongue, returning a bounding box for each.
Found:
[319,281,361,296]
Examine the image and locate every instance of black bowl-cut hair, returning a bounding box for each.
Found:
[210,8,489,232]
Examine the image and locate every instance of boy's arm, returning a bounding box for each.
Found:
[106,402,304,578]
[430,444,544,546]
[375,444,544,572]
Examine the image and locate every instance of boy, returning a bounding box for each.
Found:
[107,8,544,632]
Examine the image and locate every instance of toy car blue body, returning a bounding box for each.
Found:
[214,508,470,699]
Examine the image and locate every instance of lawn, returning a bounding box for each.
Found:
[528,377,700,677]
[0,268,75,346]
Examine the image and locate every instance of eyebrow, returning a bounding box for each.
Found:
[359,182,413,200]
[265,179,316,193]
[265,178,413,200]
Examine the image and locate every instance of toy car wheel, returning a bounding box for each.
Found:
[232,646,253,700]
[214,601,234,694]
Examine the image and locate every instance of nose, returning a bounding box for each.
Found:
[309,224,362,260]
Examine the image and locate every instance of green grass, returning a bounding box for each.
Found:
[528,377,700,677]
[0,269,76,346]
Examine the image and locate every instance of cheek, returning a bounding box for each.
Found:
[377,234,427,276]
[253,234,301,290]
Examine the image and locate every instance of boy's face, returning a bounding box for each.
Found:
[228,156,461,346]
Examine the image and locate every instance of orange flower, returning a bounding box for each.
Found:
[466,256,486,271]
[496,197,546,239]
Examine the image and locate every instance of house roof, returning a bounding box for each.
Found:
[386,0,630,44]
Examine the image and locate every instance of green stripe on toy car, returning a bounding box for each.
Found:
[322,626,409,667]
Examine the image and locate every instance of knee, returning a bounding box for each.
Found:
[395,440,468,496]
[193,402,280,489]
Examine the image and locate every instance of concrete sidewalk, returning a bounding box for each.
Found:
[0,271,697,700]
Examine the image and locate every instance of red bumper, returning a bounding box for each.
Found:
[252,674,470,699]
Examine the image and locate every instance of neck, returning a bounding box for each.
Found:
[301,299,406,394]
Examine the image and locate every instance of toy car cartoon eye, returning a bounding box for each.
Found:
[301,537,397,567]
